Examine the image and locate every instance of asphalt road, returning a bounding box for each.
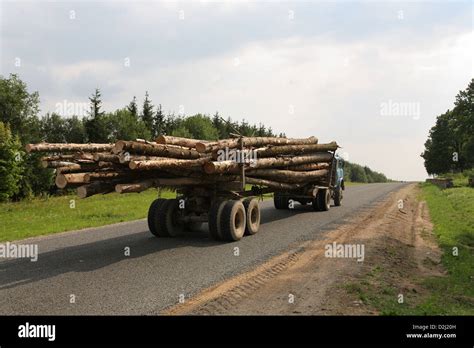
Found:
[0,182,406,315]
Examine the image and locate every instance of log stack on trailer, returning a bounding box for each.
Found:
[26,135,344,242]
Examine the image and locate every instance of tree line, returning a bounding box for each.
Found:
[0,73,388,202]
[421,79,474,176]
[343,161,388,183]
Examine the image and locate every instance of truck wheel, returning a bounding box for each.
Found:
[311,195,321,211]
[334,186,343,206]
[318,189,331,211]
[274,193,289,209]
[147,198,167,237]
[208,200,226,241]
[220,200,246,241]
[243,198,260,235]
[157,199,185,237]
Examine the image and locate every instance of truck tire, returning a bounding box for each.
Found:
[274,193,289,210]
[208,200,226,241]
[147,198,167,237]
[243,198,260,235]
[311,194,321,211]
[157,199,185,237]
[334,186,342,206]
[318,189,331,211]
[220,200,246,241]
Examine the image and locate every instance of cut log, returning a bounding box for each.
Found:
[156,135,210,148]
[245,177,302,191]
[77,181,116,198]
[115,180,157,194]
[247,169,329,183]
[73,152,96,161]
[203,152,333,174]
[56,163,103,174]
[129,157,210,171]
[93,153,121,163]
[285,163,330,171]
[118,154,165,164]
[41,160,77,169]
[195,136,318,153]
[40,155,75,162]
[84,172,128,182]
[255,142,338,157]
[26,143,113,153]
[113,140,201,159]
[55,173,88,188]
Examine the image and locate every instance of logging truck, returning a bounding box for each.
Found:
[26,136,343,242]
[146,153,345,242]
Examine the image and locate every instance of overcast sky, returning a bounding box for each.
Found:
[1,0,472,180]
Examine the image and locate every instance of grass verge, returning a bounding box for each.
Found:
[1,189,175,242]
[346,183,473,315]
[413,183,474,314]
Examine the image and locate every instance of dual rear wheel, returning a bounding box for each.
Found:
[148,197,261,242]
[209,198,261,242]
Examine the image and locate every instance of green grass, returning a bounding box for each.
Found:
[414,183,474,314]
[1,189,176,242]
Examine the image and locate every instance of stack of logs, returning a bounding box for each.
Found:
[25,135,339,198]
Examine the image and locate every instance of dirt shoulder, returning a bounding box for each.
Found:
[164,184,444,315]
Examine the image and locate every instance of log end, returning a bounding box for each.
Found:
[129,161,138,170]
[77,185,88,199]
[115,184,125,194]
[55,174,68,189]
[156,135,166,144]
[113,140,126,154]
[25,144,34,153]
[195,142,208,153]
[203,162,216,174]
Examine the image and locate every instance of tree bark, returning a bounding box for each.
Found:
[93,153,121,163]
[41,161,77,169]
[56,163,102,174]
[55,173,89,188]
[77,181,116,198]
[113,140,201,159]
[40,155,75,162]
[255,141,338,157]
[285,163,329,171]
[247,169,329,183]
[245,177,302,191]
[196,136,318,153]
[129,157,209,171]
[118,154,165,164]
[203,152,333,174]
[26,143,113,153]
[156,135,210,148]
[115,179,157,194]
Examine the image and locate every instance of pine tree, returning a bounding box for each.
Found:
[153,104,165,138]
[127,96,138,119]
[89,88,104,118]
[85,88,109,142]
[141,92,154,136]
